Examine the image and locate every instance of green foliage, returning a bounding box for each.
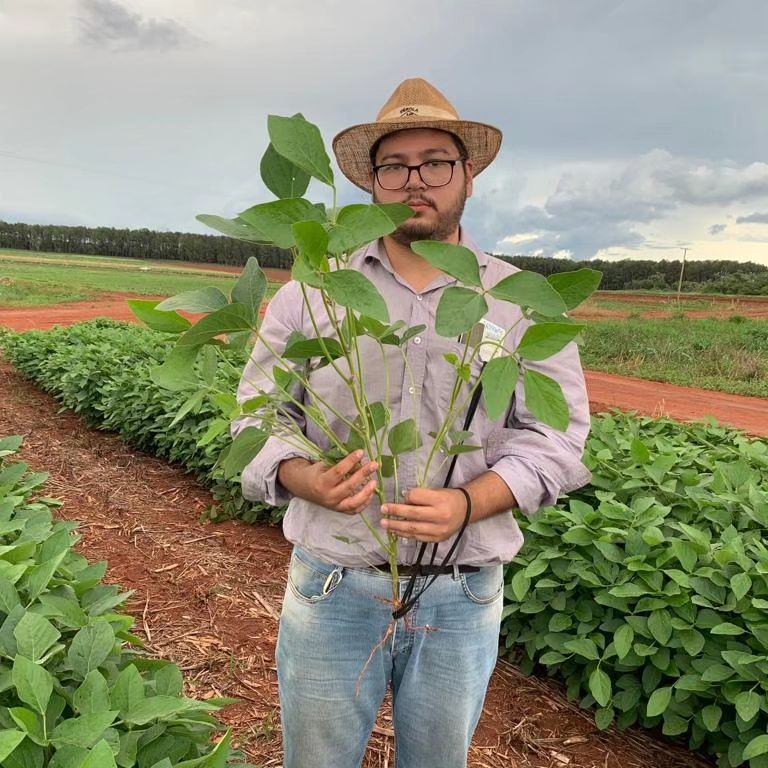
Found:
[0,438,251,767]
[581,318,768,398]
[502,412,768,767]
[1,321,277,525]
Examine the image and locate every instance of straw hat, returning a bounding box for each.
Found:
[332,78,503,192]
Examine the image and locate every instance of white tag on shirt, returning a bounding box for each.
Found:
[477,319,505,363]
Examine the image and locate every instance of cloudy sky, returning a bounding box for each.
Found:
[2,0,768,265]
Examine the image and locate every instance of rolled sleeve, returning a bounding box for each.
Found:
[232,281,311,505]
[486,341,592,515]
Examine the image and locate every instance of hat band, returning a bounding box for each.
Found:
[379,104,459,122]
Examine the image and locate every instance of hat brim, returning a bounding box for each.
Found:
[332,119,502,192]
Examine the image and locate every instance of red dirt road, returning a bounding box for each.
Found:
[2,297,767,437]
[586,372,767,436]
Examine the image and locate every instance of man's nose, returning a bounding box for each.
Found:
[404,167,427,190]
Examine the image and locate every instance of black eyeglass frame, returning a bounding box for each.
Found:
[372,159,466,190]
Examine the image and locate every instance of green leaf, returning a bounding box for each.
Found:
[73,670,110,715]
[516,323,584,361]
[49,711,118,749]
[589,668,612,707]
[151,345,202,391]
[196,214,273,243]
[546,268,602,311]
[0,730,25,762]
[293,221,329,268]
[735,690,762,722]
[67,621,116,678]
[79,739,118,768]
[629,437,651,464]
[13,613,60,663]
[410,241,482,287]
[614,624,634,659]
[268,114,334,186]
[523,370,569,431]
[177,304,254,347]
[731,572,752,601]
[327,203,413,254]
[155,287,229,314]
[127,301,191,334]
[510,571,530,601]
[123,696,211,726]
[260,138,310,199]
[435,287,488,337]
[744,735,768,761]
[700,704,722,731]
[12,656,52,715]
[175,728,232,768]
[480,356,519,422]
[324,270,389,324]
[8,707,46,746]
[646,686,672,717]
[231,257,267,324]
[283,337,344,364]
[563,638,599,661]
[236,198,325,249]
[594,706,614,731]
[221,427,268,480]
[387,419,422,456]
[168,390,206,429]
[110,665,145,714]
[711,622,744,635]
[489,271,566,316]
[647,610,672,646]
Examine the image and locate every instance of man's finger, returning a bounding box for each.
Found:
[324,450,365,480]
[338,480,377,514]
[380,518,437,540]
[340,461,378,496]
[380,503,442,523]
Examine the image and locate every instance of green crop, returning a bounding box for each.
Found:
[6,322,768,765]
[0,435,254,767]
[1,321,276,525]
[504,414,768,768]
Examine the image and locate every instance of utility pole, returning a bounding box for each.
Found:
[676,247,689,304]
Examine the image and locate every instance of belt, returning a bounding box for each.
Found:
[371,562,480,577]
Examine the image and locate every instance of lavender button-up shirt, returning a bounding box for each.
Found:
[234,232,591,567]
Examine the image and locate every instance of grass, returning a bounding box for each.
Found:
[0,249,281,307]
[581,317,768,397]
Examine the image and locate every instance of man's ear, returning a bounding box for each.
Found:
[464,160,475,199]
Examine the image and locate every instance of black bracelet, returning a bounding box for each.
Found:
[455,487,472,529]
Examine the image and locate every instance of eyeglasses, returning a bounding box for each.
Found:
[373,159,465,190]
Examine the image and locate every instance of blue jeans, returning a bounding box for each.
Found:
[277,546,504,768]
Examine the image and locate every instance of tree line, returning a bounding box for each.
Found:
[499,254,768,295]
[2,220,767,294]
[0,220,291,269]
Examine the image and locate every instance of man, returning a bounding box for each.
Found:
[236,78,591,768]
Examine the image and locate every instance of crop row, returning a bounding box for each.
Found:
[0,434,251,767]
[3,322,768,766]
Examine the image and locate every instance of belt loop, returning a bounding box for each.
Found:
[452,564,460,581]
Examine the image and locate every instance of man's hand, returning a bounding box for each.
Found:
[380,487,470,543]
[277,450,378,515]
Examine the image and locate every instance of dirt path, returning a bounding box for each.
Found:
[0,361,711,768]
[586,371,768,436]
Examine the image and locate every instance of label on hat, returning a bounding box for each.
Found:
[400,106,419,116]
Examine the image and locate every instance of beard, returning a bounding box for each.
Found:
[373,184,468,246]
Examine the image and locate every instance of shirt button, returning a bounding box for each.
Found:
[401,489,408,498]
[408,386,415,394]
[416,295,423,301]
[413,337,422,345]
